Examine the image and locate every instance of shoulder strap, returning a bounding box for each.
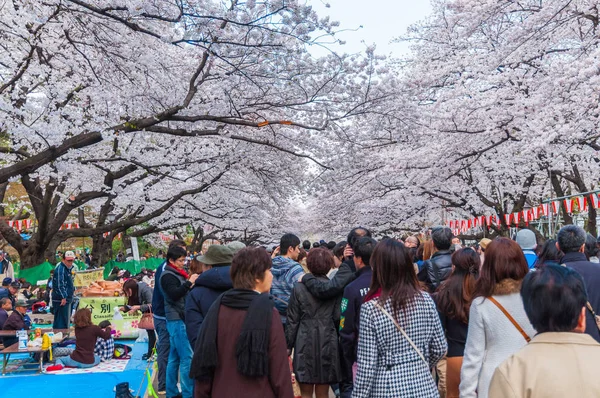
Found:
[373,301,428,366]
[488,296,531,342]
[586,302,600,331]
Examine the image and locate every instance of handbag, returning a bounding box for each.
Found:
[138,305,155,330]
[373,301,428,367]
[488,296,531,342]
[288,356,301,398]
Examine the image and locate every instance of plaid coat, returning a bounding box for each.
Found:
[352,292,447,398]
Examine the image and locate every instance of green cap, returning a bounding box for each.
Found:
[226,241,246,255]
[196,245,233,265]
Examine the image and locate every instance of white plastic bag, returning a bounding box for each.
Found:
[136,328,148,343]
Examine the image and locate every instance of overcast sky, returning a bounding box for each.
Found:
[308,0,433,58]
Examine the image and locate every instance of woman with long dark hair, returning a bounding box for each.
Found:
[534,239,563,268]
[191,247,293,398]
[460,238,535,398]
[122,279,156,360]
[434,248,479,398]
[353,239,447,398]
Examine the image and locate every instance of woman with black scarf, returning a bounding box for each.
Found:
[190,247,293,398]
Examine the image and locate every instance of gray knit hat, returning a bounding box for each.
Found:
[516,229,537,250]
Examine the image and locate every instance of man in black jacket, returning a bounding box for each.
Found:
[558,225,600,343]
[302,227,372,299]
[160,245,198,398]
[418,227,454,292]
[339,236,377,398]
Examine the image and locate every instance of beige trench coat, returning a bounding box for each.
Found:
[489,332,600,398]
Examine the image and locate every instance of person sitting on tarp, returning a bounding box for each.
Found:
[0,281,20,309]
[94,320,115,362]
[54,308,112,369]
[2,299,31,347]
[0,297,12,346]
[106,267,120,281]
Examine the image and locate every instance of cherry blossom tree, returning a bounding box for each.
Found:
[309,0,599,237]
[0,0,388,267]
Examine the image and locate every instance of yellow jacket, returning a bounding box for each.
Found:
[489,332,600,398]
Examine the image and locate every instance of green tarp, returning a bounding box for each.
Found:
[102,258,164,280]
[16,261,54,285]
[14,258,163,284]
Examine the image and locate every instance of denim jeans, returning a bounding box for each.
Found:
[57,354,101,368]
[52,300,72,329]
[154,316,170,392]
[166,320,193,398]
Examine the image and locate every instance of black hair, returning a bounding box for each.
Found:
[332,241,347,259]
[535,239,563,268]
[312,242,320,248]
[280,233,300,256]
[347,227,372,250]
[521,265,587,333]
[585,233,598,260]
[167,246,187,262]
[302,240,311,251]
[431,227,453,251]
[98,320,111,329]
[354,237,377,267]
[168,239,186,250]
[557,225,586,253]
[327,241,336,250]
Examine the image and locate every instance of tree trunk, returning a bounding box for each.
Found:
[588,201,598,237]
[19,237,49,268]
[91,234,114,268]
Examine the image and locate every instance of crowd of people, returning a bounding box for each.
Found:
[1,224,600,398]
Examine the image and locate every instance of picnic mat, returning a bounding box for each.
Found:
[2,358,37,373]
[44,358,130,375]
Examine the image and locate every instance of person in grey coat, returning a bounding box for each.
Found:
[122,279,155,359]
[286,248,342,398]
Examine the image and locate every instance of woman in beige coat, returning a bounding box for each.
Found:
[459,238,535,398]
[489,265,600,398]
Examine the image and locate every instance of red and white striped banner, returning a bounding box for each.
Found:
[541,203,550,216]
[576,197,587,211]
[504,213,512,226]
[563,199,574,213]
[552,201,560,214]
[591,194,599,209]
[532,206,541,219]
[513,212,521,225]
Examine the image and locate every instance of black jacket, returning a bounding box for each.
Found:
[339,266,372,371]
[303,259,357,300]
[286,278,342,384]
[160,265,192,321]
[418,250,453,292]
[185,265,233,347]
[562,252,600,342]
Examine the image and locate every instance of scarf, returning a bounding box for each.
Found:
[166,263,189,279]
[190,289,273,381]
[364,287,381,302]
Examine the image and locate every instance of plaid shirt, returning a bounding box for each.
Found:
[94,336,115,361]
